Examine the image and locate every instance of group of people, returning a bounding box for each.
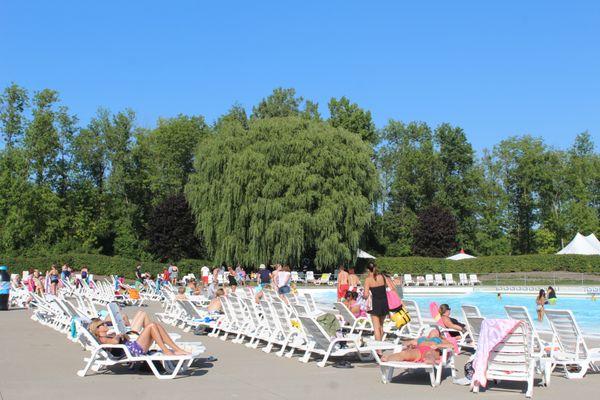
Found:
[12,264,90,297]
[535,286,557,321]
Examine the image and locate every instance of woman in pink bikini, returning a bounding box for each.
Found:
[381,328,453,364]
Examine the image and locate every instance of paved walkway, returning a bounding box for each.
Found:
[1,304,599,400]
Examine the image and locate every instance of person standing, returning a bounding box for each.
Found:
[170,264,179,285]
[201,265,210,285]
[363,263,388,343]
[227,266,238,292]
[0,265,10,311]
[135,265,143,283]
[271,264,281,291]
[337,265,349,301]
[348,268,361,291]
[547,286,557,304]
[277,265,292,300]
[49,265,59,295]
[536,289,546,321]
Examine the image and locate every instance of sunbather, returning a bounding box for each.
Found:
[438,304,466,336]
[175,286,188,300]
[89,319,190,356]
[207,288,224,312]
[381,328,453,364]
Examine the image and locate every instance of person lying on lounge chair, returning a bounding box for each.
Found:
[206,288,224,312]
[89,319,190,356]
[381,328,453,364]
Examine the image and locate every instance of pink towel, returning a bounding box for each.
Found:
[471,319,521,388]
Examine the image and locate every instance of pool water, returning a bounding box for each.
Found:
[307,290,600,336]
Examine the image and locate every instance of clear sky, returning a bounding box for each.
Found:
[1,0,599,151]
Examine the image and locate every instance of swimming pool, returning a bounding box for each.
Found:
[305,289,600,336]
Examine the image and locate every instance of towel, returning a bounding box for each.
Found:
[471,319,521,388]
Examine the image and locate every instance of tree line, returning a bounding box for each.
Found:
[0,84,598,267]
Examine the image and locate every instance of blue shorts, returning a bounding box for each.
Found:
[278,285,291,295]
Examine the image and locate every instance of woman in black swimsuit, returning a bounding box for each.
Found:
[227,266,238,292]
[363,263,389,342]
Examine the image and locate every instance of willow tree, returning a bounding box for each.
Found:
[185,116,378,268]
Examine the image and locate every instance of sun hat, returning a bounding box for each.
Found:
[259,264,266,269]
[392,273,398,278]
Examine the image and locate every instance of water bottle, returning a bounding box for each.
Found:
[0,265,10,310]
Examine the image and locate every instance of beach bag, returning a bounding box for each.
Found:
[386,290,402,310]
[384,276,402,310]
[390,306,411,329]
[128,288,140,300]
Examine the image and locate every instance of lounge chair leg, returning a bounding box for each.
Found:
[380,366,393,383]
[77,349,100,377]
[565,362,589,379]
[299,344,314,363]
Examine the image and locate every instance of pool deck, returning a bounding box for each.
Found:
[2,303,600,400]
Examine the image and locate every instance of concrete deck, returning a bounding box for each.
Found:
[1,303,599,400]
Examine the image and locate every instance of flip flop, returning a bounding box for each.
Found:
[332,361,353,369]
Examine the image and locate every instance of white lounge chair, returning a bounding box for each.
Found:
[373,346,456,386]
[305,271,315,284]
[464,316,484,348]
[334,302,373,335]
[297,316,395,367]
[75,322,205,380]
[461,304,482,319]
[459,273,469,286]
[315,273,333,286]
[469,274,481,285]
[425,274,435,286]
[403,274,415,286]
[545,309,600,379]
[396,299,427,340]
[444,274,456,286]
[472,322,536,398]
[434,274,445,286]
[291,271,304,284]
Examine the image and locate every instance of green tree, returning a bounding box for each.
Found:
[492,136,547,254]
[24,89,61,184]
[433,123,479,251]
[185,116,378,268]
[412,204,457,257]
[147,193,204,261]
[0,83,28,148]
[251,88,303,119]
[328,96,376,143]
[139,114,209,202]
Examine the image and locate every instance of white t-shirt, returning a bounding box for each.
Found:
[201,266,210,277]
[277,271,291,287]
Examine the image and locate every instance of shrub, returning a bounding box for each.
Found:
[376,254,600,274]
[0,253,212,280]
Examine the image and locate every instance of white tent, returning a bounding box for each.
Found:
[557,232,600,255]
[585,233,600,253]
[446,249,476,260]
[357,249,376,259]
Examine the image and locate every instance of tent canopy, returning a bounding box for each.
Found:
[356,249,376,259]
[446,249,476,260]
[585,233,600,253]
[557,232,600,255]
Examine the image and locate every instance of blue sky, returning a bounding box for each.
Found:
[1,0,598,151]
